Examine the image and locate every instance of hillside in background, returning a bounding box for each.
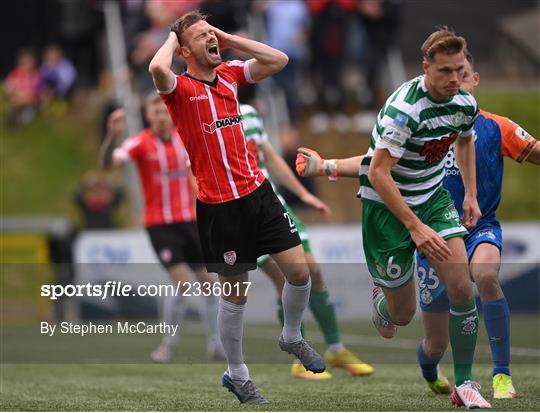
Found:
[1,88,538,223]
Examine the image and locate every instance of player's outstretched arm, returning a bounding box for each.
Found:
[454,134,481,228]
[295,147,364,178]
[496,113,539,165]
[262,142,331,215]
[334,156,364,177]
[211,26,288,82]
[149,32,178,92]
[526,143,540,165]
[99,109,128,170]
[369,148,452,262]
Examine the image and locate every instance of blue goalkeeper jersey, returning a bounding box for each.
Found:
[442,109,537,223]
[416,110,537,311]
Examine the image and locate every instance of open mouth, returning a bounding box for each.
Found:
[208,45,219,57]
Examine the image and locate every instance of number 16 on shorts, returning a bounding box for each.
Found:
[373,255,415,289]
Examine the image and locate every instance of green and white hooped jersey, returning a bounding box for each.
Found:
[240,104,310,252]
[358,75,479,207]
[240,103,284,203]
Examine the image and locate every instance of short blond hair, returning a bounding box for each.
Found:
[421,26,467,61]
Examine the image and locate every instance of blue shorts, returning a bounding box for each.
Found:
[416,219,502,312]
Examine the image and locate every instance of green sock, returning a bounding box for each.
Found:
[449,299,478,386]
[277,298,304,338]
[309,290,341,345]
[374,290,393,323]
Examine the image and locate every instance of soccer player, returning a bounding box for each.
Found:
[149,11,324,404]
[241,103,374,380]
[297,28,492,408]
[414,52,539,399]
[99,94,223,363]
[299,54,540,399]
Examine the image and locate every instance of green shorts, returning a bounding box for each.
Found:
[362,186,467,289]
[257,203,311,267]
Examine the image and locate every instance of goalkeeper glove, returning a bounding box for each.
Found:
[296,147,338,179]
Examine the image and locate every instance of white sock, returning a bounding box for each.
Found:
[218,298,249,381]
[327,342,345,355]
[161,292,185,348]
[200,295,222,352]
[281,278,311,343]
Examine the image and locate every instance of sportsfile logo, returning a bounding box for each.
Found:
[203,115,243,134]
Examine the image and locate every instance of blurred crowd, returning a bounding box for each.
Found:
[4,45,77,127]
[4,0,403,132]
[3,0,403,216]
[122,0,403,133]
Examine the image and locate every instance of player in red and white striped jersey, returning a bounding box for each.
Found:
[159,58,264,204]
[112,119,195,227]
[99,93,223,363]
[149,11,325,404]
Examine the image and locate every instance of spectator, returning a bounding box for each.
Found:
[120,0,150,45]
[57,0,103,86]
[4,49,41,127]
[129,0,198,96]
[130,29,170,96]
[39,44,77,99]
[357,0,403,110]
[263,0,310,124]
[145,0,200,26]
[73,171,125,229]
[307,0,357,133]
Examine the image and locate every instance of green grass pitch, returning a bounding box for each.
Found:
[1,317,539,411]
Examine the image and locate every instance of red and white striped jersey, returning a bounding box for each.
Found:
[159,60,265,204]
[114,128,196,226]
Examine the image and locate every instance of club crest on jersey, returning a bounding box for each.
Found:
[203,115,243,134]
[224,250,237,266]
[452,110,466,127]
[420,288,433,305]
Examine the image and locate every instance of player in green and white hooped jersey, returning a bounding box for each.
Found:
[297,28,491,409]
[241,103,374,380]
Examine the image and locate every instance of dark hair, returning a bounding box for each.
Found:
[421,26,467,61]
[464,49,474,68]
[16,48,36,60]
[171,11,208,46]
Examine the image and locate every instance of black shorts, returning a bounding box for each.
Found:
[146,222,204,269]
[196,179,301,277]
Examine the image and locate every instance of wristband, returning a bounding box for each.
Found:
[321,159,339,179]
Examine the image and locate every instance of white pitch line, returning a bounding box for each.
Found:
[180,322,540,358]
[243,327,540,358]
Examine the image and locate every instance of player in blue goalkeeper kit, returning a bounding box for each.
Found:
[415,51,539,400]
[296,51,540,402]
